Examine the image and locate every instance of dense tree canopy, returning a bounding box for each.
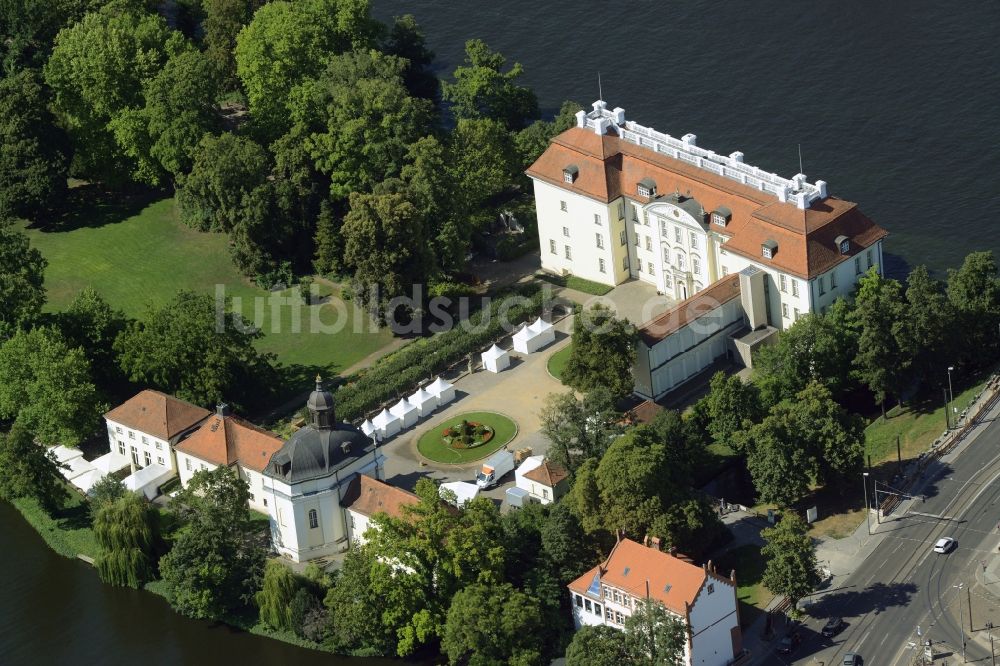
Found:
[234,0,380,140]
[114,290,275,410]
[0,69,70,218]
[564,625,632,665]
[447,117,520,220]
[94,491,159,588]
[852,269,909,415]
[256,560,301,632]
[160,467,266,619]
[539,387,622,473]
[565,601,686,666]
[202,0,261,90]
[0,0,100,71]
[0,223,47,340]
[761,512,820,608]
[382,14,439,101]
[58,288,128,392]
[342,189,434,322]
[286,49,434,200]
[44,1,179,182]
[0,326,103,446]
[0,422,68,514]
[705,371,763,453]
[176,133,270,232]
[441,583,545,666]
[400,135,465,274]
[563,305,638,398]
[947,251,1000,366]
[515,100,582,167]
[443,39,539,130]
[742,382,864,507]
[902,265,954,385]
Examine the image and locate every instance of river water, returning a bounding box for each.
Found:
[4,1,1000,662]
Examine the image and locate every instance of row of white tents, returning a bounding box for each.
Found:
[360,376,456,441]
[48,445,168,499]
[481,317,556,374]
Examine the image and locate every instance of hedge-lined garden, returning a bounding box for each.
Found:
[335,285,548,422]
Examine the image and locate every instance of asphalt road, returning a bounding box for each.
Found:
[771,411,1000,666]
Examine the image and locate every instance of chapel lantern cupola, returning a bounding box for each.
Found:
[307,374,335,430]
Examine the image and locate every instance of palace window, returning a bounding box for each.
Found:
[648,262,654,275]
[618,201,625,219]
[867,249,873,269]
[185,458,191,471]
[560,201,567,212]
[115,426,122,434]
[692,257,701,274]
[575,595,583,608]
[562,226,569,238]
[712,207,731,227]
[690,232,698,249]
[596,233,604,249]
[818,276,826,295]
[792,279,799,297]
[782,303,789,318]
[549,239,556,255]
[831,271,838,288]
[594,213,601,225]
[156,441,162,450]
[662,247,670,264]
[664,274,672,288]
[632,205,639,222]
[565,246,572,260]
[645,236,652,251]
[157,456,164,466]
[637,178,656,197]
[141,436,148,445]
[308,509,319,529]
[620,230,627,246]
[780,275,787,292]
[794,308,801,320]
[599,258,606,273]
[674,228,682,244]
[593,603,602,616]
[615,611,625,624]
[563,165,578,183]
[855,257,862,274]
[143,451,151,467]
[263,498,268,507]
[604,587,612,600]
[722,266,729,276]
[118,441,125,456]
[128,430,135,439]
[622,256,629,271]
[762,240,777,259]
[677,254,687,271]
[841,239,850,253]
[585,599,592,612]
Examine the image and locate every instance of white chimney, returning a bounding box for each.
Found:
[575,110,586,128]
[612,107,626,124]
[729,151,744,163]
[816,180,828,198]
[681,133,697,146]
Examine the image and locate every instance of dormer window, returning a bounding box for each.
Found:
[637,178,656,198]
[835,235,850,254]
[712,206,732,227]
[762,239,778,259]
[563,165,579,184]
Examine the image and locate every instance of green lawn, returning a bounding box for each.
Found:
[547,343,573,381]
[535,272,613,296]
[12,486,99,559]
[865,379,987,464]
[716,544,769,628]
[417,411,518,464]
[19,195,394,386]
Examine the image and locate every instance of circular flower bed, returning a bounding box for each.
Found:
[417,411,518,464]
[442,419,494,449]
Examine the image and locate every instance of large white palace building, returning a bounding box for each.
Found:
[528,101,888,399]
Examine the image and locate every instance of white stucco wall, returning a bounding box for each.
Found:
[688,578,740,666]
[176,451,214,488]
[105,419,174,474]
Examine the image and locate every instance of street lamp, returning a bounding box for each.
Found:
[954,582,966,663]
[948,366,956,427]
[862,472,871,536]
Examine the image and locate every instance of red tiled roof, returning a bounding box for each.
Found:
[104,390,210,441]
[523,460,569,487]
[342,474,420,520]
[174,413,284,472]
[568,538,707,615]
[527,127,888,280]
[638,273,742,345]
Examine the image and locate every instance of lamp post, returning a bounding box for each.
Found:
[862,472,871,536]
[955,582,966,663]
[948,366,956,427]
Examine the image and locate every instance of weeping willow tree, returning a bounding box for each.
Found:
[94,492,158,588]
[256,560,300,632]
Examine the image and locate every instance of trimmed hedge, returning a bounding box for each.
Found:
[336,285,546,422]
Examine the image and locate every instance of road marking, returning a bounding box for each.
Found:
[909,511,957,520]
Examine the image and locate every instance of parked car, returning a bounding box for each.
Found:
[933,537,957,554]
[777,631,801,654]
[843,652,861,665]
[822,616,846,637]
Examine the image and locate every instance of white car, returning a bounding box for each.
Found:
[933,537,956,553]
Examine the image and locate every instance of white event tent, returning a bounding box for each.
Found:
[390,397,419,429]
[360,419,376,438]
[123,463,173,500]
[481,344,510,373]
[427,376,455,406]
[512,318,556,354]
[408,386,438,418]
[372,408,401,439]
[439,481,480,507]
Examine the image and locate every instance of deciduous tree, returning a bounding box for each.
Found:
[852,268,908,417]
[947,251,1000,366]
[0,422,68,514]
[382,14,439,101]
[0,70,70,218]
[539,387,622,473]
[564,625,631,665]
[447,117,520,220]
[203,0,261,90]
[0,223,47,340]
[0,326,103,446]
[285,49,434,200]
[401,135,466,274]
[58,288,128,392]
[94,491,159,588]
[563,305,638,399]
[342,188,434,322]
[515,100,582,167]
[114,290,275,410]
[624,599,687,665]
[540,503,593,584]
[442,39,539,130]
[160,467,266,619]
[760,512,820,609]
[234,0,379,140]
[256,560,300,632]
[901,265,954,383]
[705,371,763,453]
[441,583,545,666]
